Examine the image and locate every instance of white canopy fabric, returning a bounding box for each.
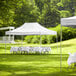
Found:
[6,22,57,35]
[61,16,76,28]
[0,27,14,30]
[67,53,76,65]
[60,16,76,71]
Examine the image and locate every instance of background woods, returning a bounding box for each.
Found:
[0,0,76,43]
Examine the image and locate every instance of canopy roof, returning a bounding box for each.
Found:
[61,16,76,28]
[6,22,57,35]
[0,27,14,30]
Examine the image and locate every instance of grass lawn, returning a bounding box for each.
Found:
[0,38,76,76]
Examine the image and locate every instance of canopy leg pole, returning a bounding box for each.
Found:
[40,34,42,54]
[12,35,14,43]
[56,34,58,54]
[21,35,23,54]
[21,35,23,47]
[40,34,42,47]
[60,24,62,72]
[5,36,6,54]
[48,35,51,54]
[9,29,11,42]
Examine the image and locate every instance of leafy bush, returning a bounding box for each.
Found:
[24,25,76,44]
[60,10,71,18]
[53,25,76,41]
[32,36,40,44]
[24,35,57,44]
[47,35,56,44]
[15,40,21,42]
[24,35,33,43]
[62,27,76,40]
[41,35,47,44]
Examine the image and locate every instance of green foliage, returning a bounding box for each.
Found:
[24,35,57,44]
[0,0,76,39]
[14,0,40,27]
[35,0,44,14]
[41,35,47,44]
[32,35,40,44]
[15,39,21,42]
[49,24,76,41]
[0,0,76,28]
[24,25,76,44]
[59,0,76,16]
[62,27,76,40]
[0,0,15,27]
[60,10,71,18]
[24,35,33,43]
[39,1,60,27]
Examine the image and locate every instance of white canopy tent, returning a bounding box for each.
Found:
[0,27,14,30]
[5,22,58,54]
[60,16,76,71]
[61,16,76,28]
[6,22,57,35]
[0,27,15,43]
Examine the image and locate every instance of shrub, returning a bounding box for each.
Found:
[41,35,47,44]
[24,25,76,44]
[62,27,76,40]
[56,25,76,41]
[47,35,56,43]
[32,35,40,44]
[60,10,71,18]
[24,35,33,43]
[15,40,21,42]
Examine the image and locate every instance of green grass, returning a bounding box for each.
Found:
[0,38,76,76]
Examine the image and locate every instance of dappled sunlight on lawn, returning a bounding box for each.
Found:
[0,54,68,76]
[0,54,74,76]
[0,38,76,76]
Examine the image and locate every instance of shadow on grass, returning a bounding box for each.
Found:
[12,72,76,76]
[0,43,74,50]
[9,72,76,76]
[0,54,74,76]
[51,43,75,48]
[0,54,68,62]
[0,64,76,76]
[0,53,68,55]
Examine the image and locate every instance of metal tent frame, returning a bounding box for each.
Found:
[60,16,76,71]
[5,22,58,54]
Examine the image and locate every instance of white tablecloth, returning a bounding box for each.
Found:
[67,53,76,65]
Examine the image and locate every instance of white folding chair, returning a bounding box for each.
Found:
[20,47,30,54]
[35,47,42,54]
[30,47,42,54]
[10,47,19,53]
[41,47,51,54]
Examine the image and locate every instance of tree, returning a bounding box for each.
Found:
[0,0,20,36]
[39,1,60,27]
[58,0,76,16]
[0,0,19,27]
[14,0,40,27]
[35,0,44,14]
